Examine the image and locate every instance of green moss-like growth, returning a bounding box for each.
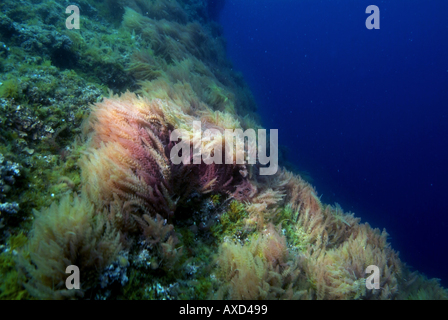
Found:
[19,141,86,214]
[0,78,20,99]
[275,204,305,249]
[211,200,249,241]
[0,233,30,300]
[18,193,122,299]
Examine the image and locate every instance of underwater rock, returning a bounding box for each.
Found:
[0,202,19,215]
[0,42,10,58]
[98,252,130,289]
[0,154,21,201]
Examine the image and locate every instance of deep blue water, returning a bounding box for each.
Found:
[219,0,448,286]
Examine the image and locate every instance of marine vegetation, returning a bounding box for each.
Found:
[0,0,446,300]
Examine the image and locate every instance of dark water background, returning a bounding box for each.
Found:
[218,0,448,286]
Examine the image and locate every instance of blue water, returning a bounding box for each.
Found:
[219,0,448,286]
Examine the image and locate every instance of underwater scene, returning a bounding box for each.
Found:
[0,0,446,300]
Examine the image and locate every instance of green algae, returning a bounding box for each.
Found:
[0,233,30,300]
